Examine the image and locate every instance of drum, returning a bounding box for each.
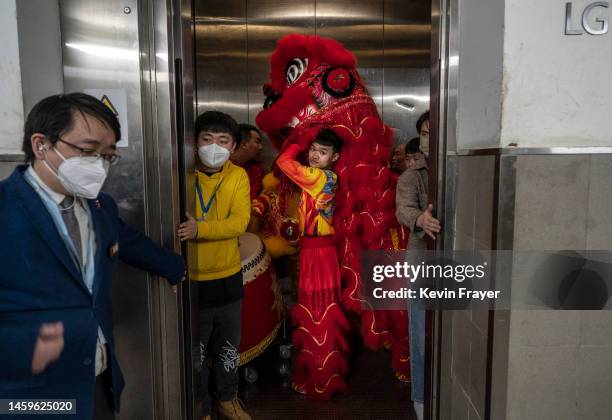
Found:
[238,232,283,364]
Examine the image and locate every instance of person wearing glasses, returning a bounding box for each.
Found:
[0,93,185,420]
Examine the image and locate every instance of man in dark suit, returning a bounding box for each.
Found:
[0,93,185,419]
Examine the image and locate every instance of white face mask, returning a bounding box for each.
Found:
[44,147,109,199]
[198,143,231,169]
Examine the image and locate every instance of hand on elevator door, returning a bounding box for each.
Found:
[178,212,198,241]
[172,270,187,294]
[416,204,441,240]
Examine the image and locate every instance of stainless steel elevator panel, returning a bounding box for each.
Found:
[383,68,430,137]
[59,1,160,418]
[195,1,248,121]
[59,0,145,224]
[383,0,431,137]
[383,0,431,68]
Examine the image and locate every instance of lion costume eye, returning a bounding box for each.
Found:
[286,58,309,85]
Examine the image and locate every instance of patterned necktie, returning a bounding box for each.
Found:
[60,196,82,266]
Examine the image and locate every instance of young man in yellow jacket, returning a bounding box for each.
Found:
[178,111,251,420]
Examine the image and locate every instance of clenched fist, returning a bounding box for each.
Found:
[32,322,64,375]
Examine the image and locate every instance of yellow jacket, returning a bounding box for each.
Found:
[189,161,250,281]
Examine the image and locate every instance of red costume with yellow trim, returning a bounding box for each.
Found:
[277,144,349,399]
[256,34,410,399]
[250,173,300,259]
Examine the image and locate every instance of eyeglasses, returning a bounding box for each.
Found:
[56,138,122,165]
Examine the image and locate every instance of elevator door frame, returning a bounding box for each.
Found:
[176,0,437,418]
[428,0,506,418]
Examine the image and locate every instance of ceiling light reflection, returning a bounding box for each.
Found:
[65,42,138,61]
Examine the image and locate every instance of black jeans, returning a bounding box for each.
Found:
[195,300,242,416]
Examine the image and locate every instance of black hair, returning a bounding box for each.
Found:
[416,111,430,134]
[194,111,239,141]
[23,92,121,163]
[313,128,343,153]
[237,123,260,147]
[405,137,421,155]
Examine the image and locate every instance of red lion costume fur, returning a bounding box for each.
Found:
[256,34,410,399]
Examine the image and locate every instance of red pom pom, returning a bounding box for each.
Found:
[327,68,351,91]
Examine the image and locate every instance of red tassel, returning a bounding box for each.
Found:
[360,310,393,351]
[290,301,350,400]
[295,349,349,378]
[305,374,348,401]
[389,309,410,380]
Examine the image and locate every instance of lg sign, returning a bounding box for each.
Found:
[565,1,609,35]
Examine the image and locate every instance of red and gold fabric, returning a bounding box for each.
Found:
[249,173,300,259]
[290,236,349,400]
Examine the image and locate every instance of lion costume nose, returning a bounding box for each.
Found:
[263,83,275,96]
[262,83,282,109]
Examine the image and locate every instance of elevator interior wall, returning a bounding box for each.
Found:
[193,0,431,168]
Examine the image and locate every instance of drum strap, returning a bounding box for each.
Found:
[196,178,223,220]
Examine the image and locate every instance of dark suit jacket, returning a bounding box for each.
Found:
[0,166,185,419]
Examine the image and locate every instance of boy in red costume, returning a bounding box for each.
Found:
[276,128,349,400]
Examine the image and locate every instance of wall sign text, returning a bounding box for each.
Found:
[565,1,609,35]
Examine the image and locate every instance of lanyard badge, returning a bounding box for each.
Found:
[195,178,222,221]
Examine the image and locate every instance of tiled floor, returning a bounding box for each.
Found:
[238,336,415,420]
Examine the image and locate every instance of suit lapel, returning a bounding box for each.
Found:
[10,167,86,291]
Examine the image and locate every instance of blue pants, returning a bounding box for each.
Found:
[409,302,425,403]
